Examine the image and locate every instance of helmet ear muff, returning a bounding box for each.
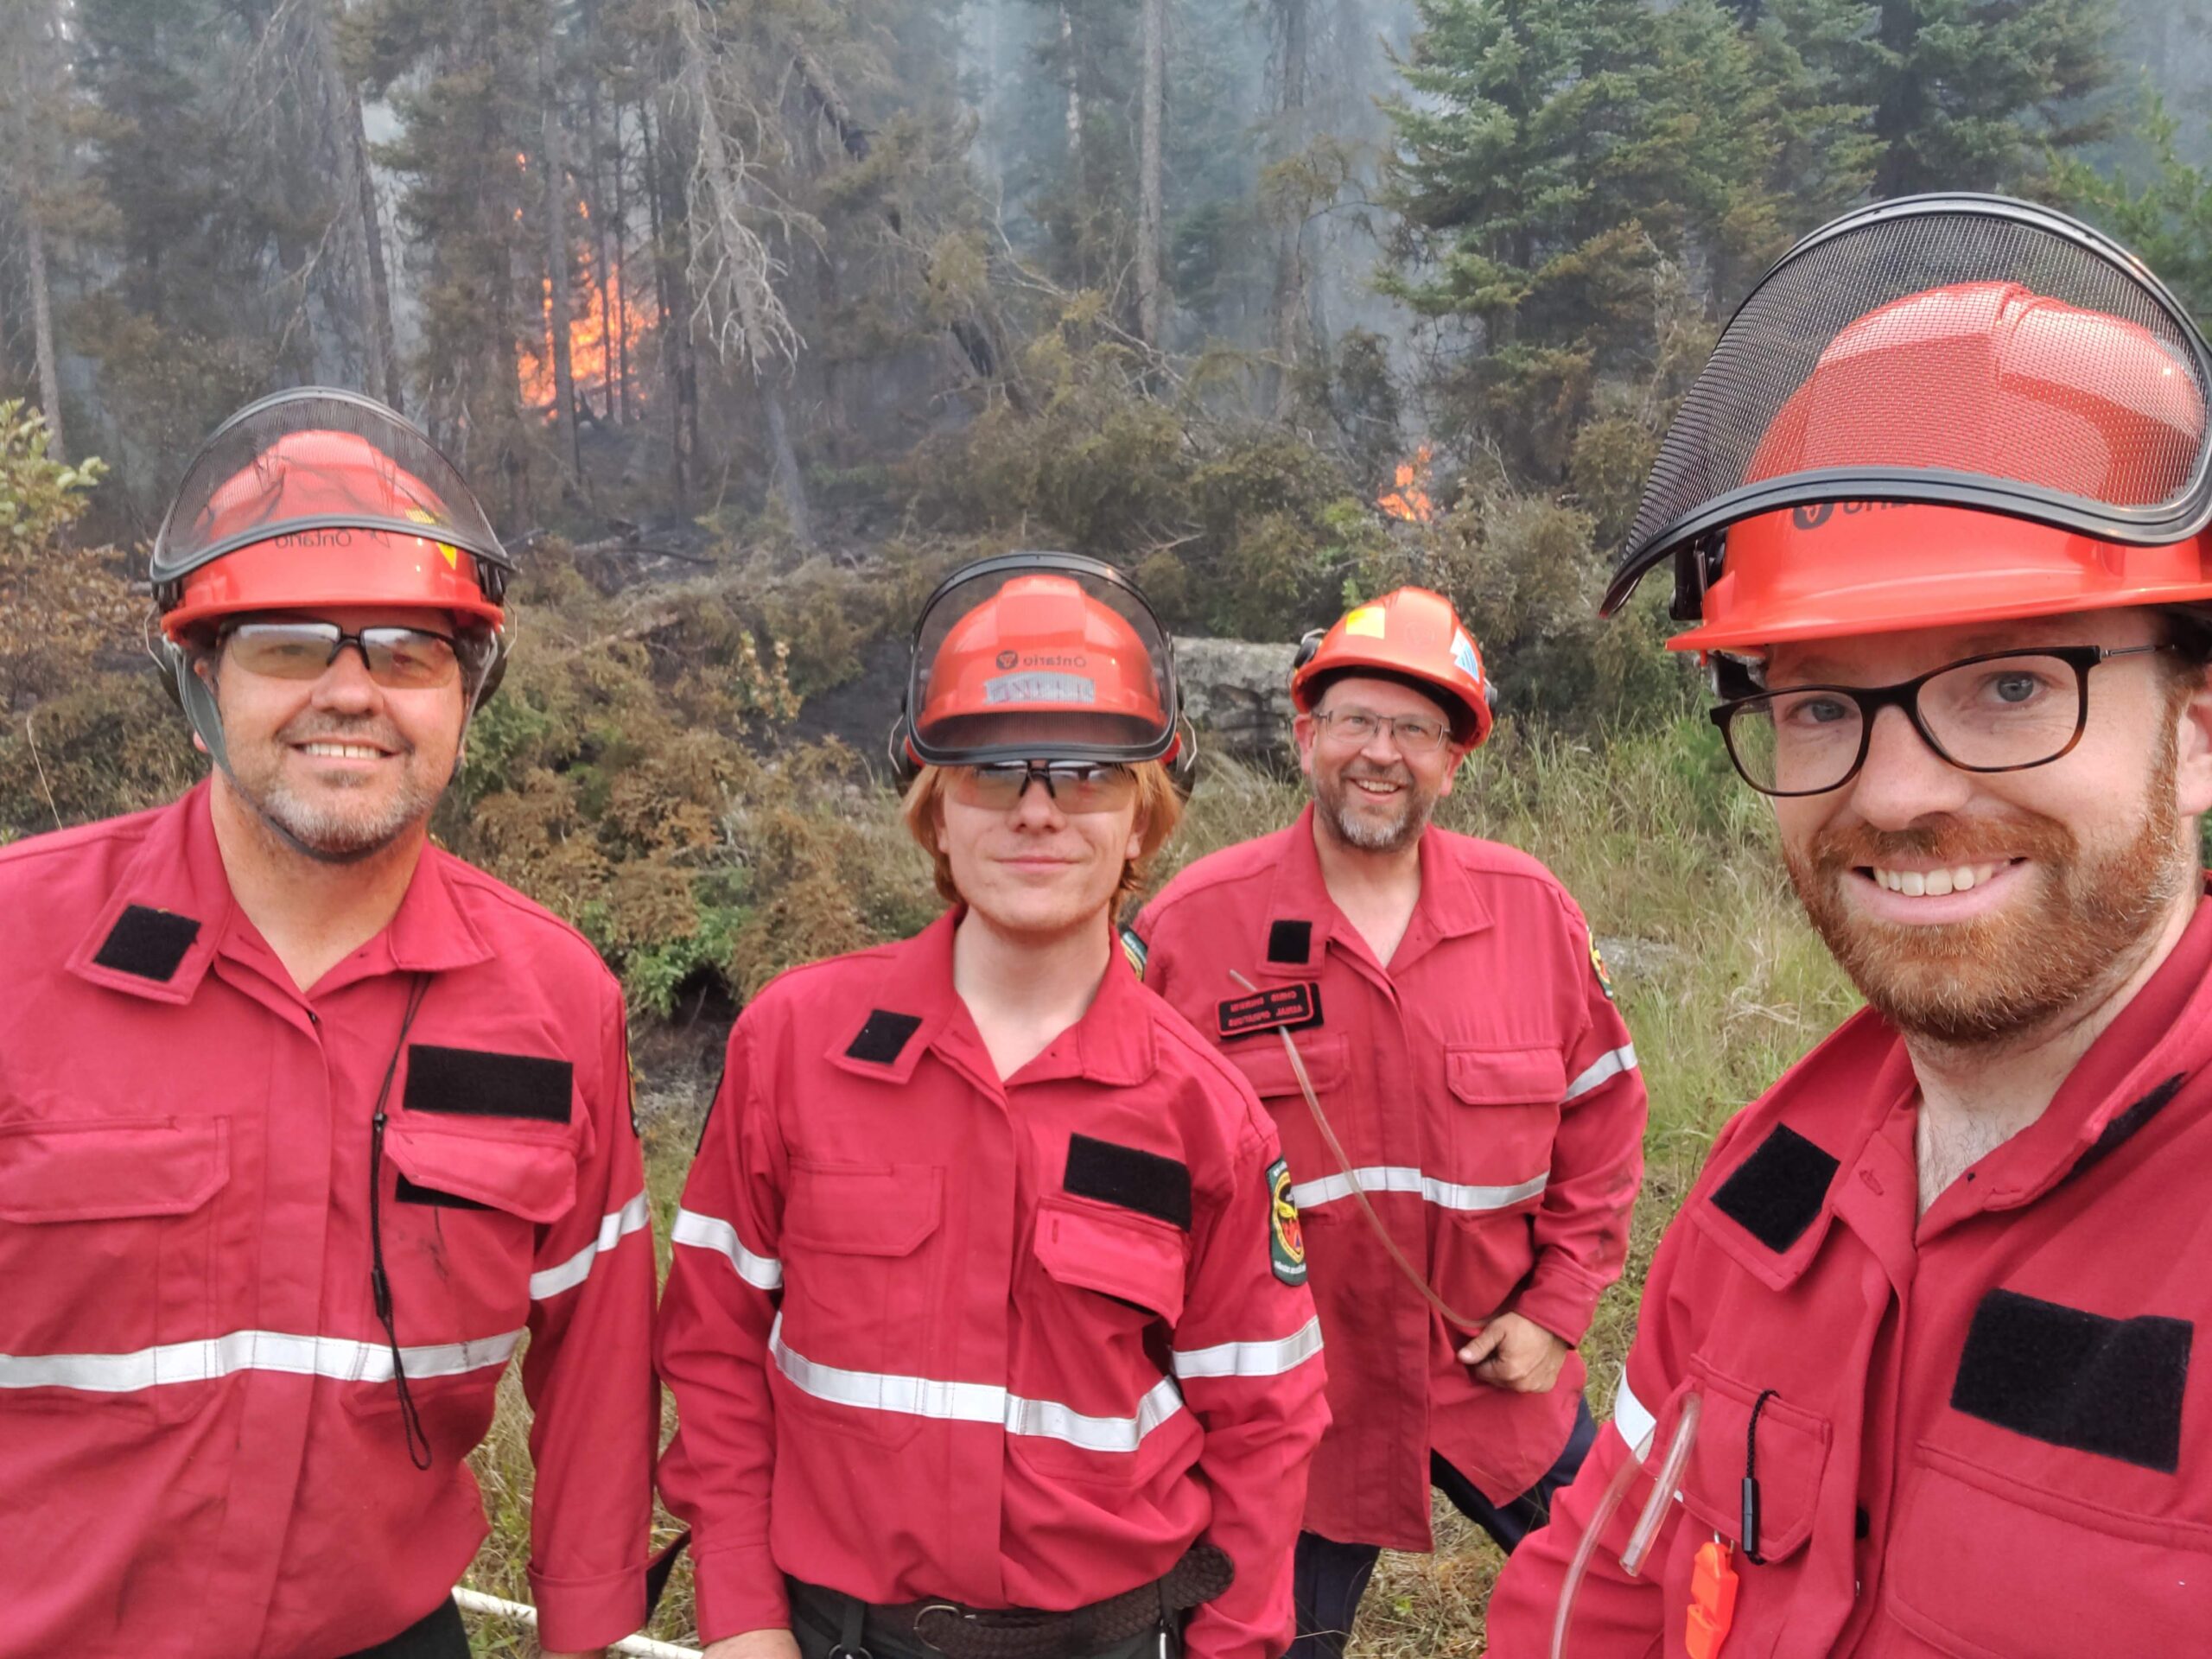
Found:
[1292,628,1325,672]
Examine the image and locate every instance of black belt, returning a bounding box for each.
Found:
[789,1543,1233,1659]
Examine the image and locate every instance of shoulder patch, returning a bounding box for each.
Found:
[1267,920,1313,963]
[846,1009,923,1065]
[92,905,202,982]
[1587,927,1616,1002]
[1065,1133,1192,1230]
[1119,925,1149,980]
[1218,982,1323,1040]
[1709,1123,1837,1253]
[1951,1287,2190,1472]
[404,1046,574,1122]
[1268,1159,1307,1286]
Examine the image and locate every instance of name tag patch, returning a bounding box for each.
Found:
[1218,983,1322,1039]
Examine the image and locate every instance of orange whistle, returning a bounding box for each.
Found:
[1685,1537,1739,1659]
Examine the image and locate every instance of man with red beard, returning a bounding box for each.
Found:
[1487,197,2212,1656]
[1134,588,1646,1657]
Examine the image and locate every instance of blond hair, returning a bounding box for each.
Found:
[900,761,1185,912]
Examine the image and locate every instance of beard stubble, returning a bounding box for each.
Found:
[1782,721,2192,1047]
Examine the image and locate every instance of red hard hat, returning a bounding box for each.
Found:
[155,391,508,639]
[1672,281,2212,652]
[1290,586,1493,747]
[906,555,1179,766]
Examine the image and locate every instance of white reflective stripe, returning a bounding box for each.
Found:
[768,1316,1185,1453]
[530,1190,652,1300]
[671,1205,783,1291]
[1565,1043,1639,1102]
[0,1328,523,1394]
[1172,1315,1325,1380]
[1287,1166,1548,1213]
[1610,1366,1656,1456]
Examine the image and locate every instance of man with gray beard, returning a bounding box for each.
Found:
[1486,197,2212,1657]
[0,390,656,1659]
[1135,588,1647,1658]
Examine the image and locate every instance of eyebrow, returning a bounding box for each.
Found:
[1775,632,2084,683]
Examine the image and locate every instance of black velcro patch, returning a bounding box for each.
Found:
[846,1009,923,1065]
[395,1173,492,1211]
[2067,1075,2185,1185]
[404,1045,573,1122]
[1268,920,1313,964]
[1952,1287,2191,1472]
[92,905,202,982]
[1710,1124,1838,1253]
[1217,982,1322,1040]
[1065,1133,1193,1230]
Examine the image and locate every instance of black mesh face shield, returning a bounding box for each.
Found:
[1603,195,2212,622]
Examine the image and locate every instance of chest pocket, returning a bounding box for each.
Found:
[1885,1446,2212,1659]
[0,1116,232,1422]
[1669,1357,1834,1659]
[1224,1032,1349,1103]
[1444,1046,1565,1182]
[779,1160,945,1445]
[1012,1199,1192,1484]
[361,1115,576,1426]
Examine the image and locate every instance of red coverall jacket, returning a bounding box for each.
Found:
[1135,808,1646,1550]
[1487,886,2212,1658]
[0,784,658,1658]
[655,910,1331,1659]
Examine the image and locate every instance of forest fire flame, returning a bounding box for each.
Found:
[518,261,652,416]
[1377,445,1435,524]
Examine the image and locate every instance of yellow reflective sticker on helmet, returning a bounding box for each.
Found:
[404,505,462,568]
[1344,605,1386,639]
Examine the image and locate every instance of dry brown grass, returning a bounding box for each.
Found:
[463,717,1858,1655]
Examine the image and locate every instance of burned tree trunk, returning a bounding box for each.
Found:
[1136,0,1166,349]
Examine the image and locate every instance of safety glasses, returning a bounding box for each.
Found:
[221,620,462,690]
[951,761,1138,814]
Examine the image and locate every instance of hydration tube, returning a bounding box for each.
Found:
[1548,1390,1701,1659]
[1227,969,1490,1334]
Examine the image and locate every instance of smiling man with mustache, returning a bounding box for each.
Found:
[1136,588,1647,1658]
[1488,197,2212,1657]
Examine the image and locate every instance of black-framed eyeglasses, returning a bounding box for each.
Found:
[220,620,462,690]
[951,760,1138,813]
[1710,644,2175,798]
[1310,706,1452,754]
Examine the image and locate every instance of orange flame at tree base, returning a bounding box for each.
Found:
[519,259,652,416]
[1378,443,1435,524]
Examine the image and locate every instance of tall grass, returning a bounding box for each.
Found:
[463,717,1858,1655]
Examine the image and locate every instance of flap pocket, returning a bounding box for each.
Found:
[1226,1033,1349,1099]
[1676,1355,1831,1562]
[383,1120,576,1223]
[0,1117,229,1223]
[1034,1201,1187,1323]
[1446,1046,1566,1107]
[785,1162,942,1256]
[1887,1446,2212,1659]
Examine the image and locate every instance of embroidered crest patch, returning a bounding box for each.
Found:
[1268,1159,1306,1286]
[1118,925,1149,980]
[1217,982,1322,1039]
[1588,927,1616,1002]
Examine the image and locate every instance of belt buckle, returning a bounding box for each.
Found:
[912,1601,970,1654]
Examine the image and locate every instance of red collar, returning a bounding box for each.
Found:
[823,908,1159,1092]
[66,780,494,1005]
